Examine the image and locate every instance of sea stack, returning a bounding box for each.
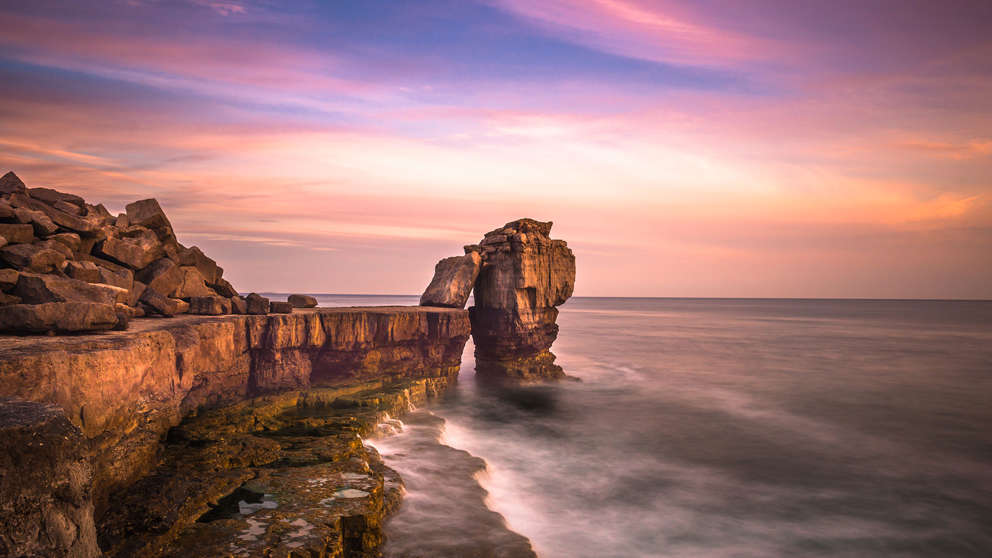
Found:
[469,218,575,379]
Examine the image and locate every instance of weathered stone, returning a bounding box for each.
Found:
[28,186,86,208]
[127,280,147,307]
[89,204,115,227]
[208,277,238,298]
[114,213,128,228]
[65,261,104,283]
[0,200,13,219]
[469,218,575,380]
[125,199,174,241]
[288,294,318,308]
[270,300,293,313]
[0,235,5,249]
[15,207,58,236]
[179,246,221,284]
[50,232,82,253]
[0,171,27,194]
[230,296,248,314]
[0,292,21,305]
[139,288,188,316]
[136,258,183,299]
[0,399,101,557]
[246,292,270,315]
[54,199,85,215]
[94,235,163,270]
[173,266,216,298]
[37,238,74,260]
[0,269,18,291]
[0,222,35,244]
[0,302,119,333]
[97,266,133,291]
[420,251,481,309]
[13,272,126,305]
[188,296,232,315]
[9,193,103,235]
[0,243,65,272]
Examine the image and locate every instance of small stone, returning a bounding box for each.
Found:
[288,294,317,308]
[245,293,270,315]
[269,301,293,313]
[188,296,231,315]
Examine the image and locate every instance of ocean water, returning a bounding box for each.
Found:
[305,295,992,557]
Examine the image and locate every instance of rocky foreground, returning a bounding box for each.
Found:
[0,171,573,557]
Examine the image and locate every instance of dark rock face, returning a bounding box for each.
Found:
[0,399,101,558]
[188,295,231,315]
[469,218,575,380]
[288,293,318,308]
[0,171,26,194]
[420,251,481,309]
[246,292,270,315]
[0,222,34,244]
[269,300,293,313]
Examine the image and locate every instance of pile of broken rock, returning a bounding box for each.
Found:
[0,171,279,334]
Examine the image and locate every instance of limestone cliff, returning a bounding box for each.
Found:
[0,307,470,527]
[469,219,576,379]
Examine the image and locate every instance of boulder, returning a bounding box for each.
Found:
[0,171,26,194]
[36,239,73,260]
[12,273,126,305]
[209,277,239,298]
[94,235,162,270]
[65,261,103,283]
[135,258,183,298]
[125,199,174,241]
[0,269,18,291]
[288,294,318,308]
[127,280,147,307]
[173,266,216,298]
[270,300,293,314]
[139,288,188,317]
[114,213,128,228]
[246,292,270,315]
[0,302,118,333]
[0,243,65,272]
[0,223,35,244]
[54,200,85,216]
[419,251,481,309]
[230,295,248,314]
[468,218,575,380]
[27,186,86,207]
[0,399,101,557]
[15,207,59,236]
[0,199,13,219]
[0,292,21,305]
[188,296,232,315]
[179,246,222,284]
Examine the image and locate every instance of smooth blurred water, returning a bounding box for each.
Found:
[278,295,992,557]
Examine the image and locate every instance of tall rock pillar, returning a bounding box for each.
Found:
[468,219,575,380]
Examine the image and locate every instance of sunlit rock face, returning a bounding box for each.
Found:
[469,218,575,380]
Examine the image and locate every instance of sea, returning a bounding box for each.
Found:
[289,295,992,558]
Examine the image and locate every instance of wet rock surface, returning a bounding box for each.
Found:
[99,379,450,557]
[0,399,101,558]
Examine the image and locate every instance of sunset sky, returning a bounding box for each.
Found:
[1,0,990,297]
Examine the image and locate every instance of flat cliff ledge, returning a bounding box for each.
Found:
[0,306,469,534]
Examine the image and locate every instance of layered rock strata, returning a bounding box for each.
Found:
[421,218,575,379]
[0,306,470,536]
[0,171,252,334]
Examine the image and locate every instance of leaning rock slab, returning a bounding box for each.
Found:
[13,273,124,305]
[0,243,65,273]
[420,251,481,309]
